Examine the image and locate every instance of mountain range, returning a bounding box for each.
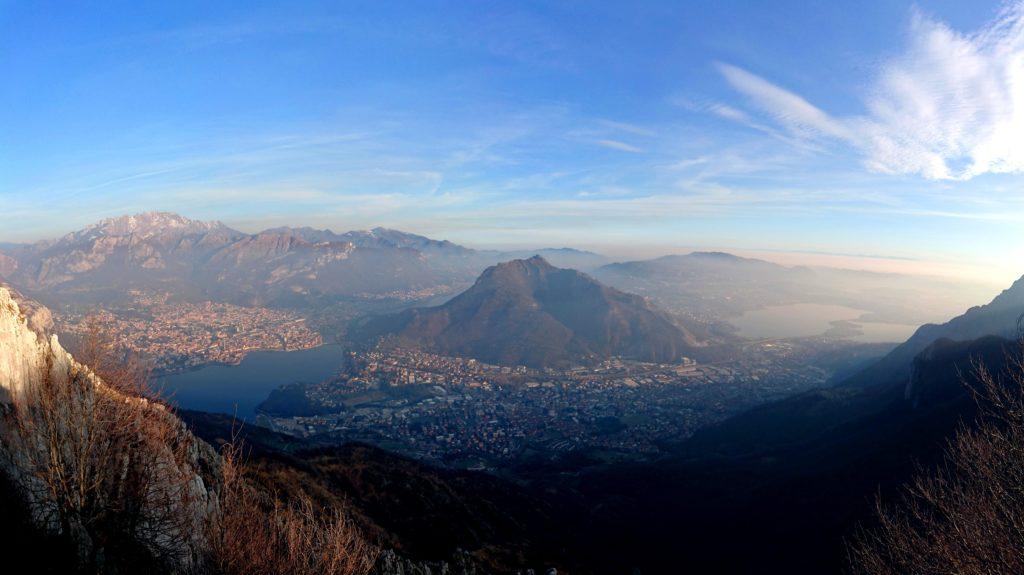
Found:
[0,213,615,312]
[361,256,703,368]
[0,213,475,306]
[0,212,990,348]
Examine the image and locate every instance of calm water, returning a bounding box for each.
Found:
[158,344,344,420]
[731,303,918,342]
[850,321,919,344]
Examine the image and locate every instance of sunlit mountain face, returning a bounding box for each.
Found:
[2,2,1024,574]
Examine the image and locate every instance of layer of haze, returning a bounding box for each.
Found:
[2,0,1023,287]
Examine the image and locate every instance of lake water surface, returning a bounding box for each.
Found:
[731,303,918,343]
[159,344,344,420]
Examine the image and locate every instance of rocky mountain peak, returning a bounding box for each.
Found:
[101,212,227,235]
[487,255,555,275]
[338,227,471,254]
[59,212,235,246]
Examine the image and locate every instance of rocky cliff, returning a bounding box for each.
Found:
[0,287,61,402]
[0,285,220,571]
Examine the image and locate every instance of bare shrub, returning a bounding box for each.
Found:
[73,322,155,398]
[3,326,375,574]
[208,443,377,575]
[1,332,200,571]
[848,348,1024,575]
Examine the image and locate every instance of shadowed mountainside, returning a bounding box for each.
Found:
[572,334,1018,573]
[179,410,583,574]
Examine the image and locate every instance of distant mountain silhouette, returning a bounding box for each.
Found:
[843,275,1024,388]
[594,252,826,319]
[266,226,477,255]
[362,256,702,368]
[594,251,990,330]
[493,247,609,271]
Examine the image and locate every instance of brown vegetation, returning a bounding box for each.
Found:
[207,442,377,575]
[1,328,376,574]
[2,332,200,571]
[849,348,1024,575]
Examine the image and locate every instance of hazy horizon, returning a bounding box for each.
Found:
[3,1,1024,288]
[0,208,1011,293]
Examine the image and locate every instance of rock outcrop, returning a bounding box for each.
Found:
[0,286,220,570]
[0,287,60,402]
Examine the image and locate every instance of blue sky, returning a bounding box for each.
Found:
[2,1,1023,285]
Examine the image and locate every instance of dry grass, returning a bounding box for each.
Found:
[208,443,378,575]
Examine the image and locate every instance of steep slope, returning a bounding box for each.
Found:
[0,252,17,278]
[362,256,701,368]
[565,278,1024,573]
[843,275,1024,388]
[0,286,220,571]
[180,410,582,574]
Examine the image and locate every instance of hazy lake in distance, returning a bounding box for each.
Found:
[158,344,345,420]
[731,303,919,343]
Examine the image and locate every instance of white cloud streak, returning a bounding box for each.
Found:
[595,139,644,153]
[717,63,851,140]
[717,3,1024,180]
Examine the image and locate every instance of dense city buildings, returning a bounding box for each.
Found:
[258,342,839,472]
[56,290,322,373]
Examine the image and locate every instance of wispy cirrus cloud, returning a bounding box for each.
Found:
[716,2,1024,181]
[707,103,750,122]
[717,63,851,140]
[595,139,644,153]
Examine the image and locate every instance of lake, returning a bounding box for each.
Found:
[731,303,918,343]
[158,344,345,420]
